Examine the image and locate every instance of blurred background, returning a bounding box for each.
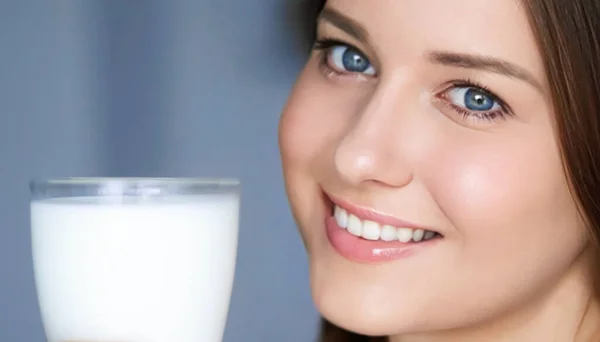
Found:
[0,0,319,340]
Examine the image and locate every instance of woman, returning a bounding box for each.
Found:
[279,0,600,341]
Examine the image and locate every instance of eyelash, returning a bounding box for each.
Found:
[312,38,513,123]
[437,79,512,122]
[314,38,369,78]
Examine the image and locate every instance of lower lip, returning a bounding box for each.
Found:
[325,216,440,263]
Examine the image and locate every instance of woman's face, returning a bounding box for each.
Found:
[279,0,588,336]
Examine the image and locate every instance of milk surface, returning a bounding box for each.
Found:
[31,194,239,342]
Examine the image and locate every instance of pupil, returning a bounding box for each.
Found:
[465,88,494,111]
[342,47,369,72]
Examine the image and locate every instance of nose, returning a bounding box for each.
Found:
[334,84,414,188]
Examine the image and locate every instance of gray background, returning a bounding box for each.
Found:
[0,1,319,340]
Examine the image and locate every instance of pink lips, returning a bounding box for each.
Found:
[329,196,426,229]
[325,195,440,263]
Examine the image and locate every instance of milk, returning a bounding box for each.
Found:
[31,194,239,342]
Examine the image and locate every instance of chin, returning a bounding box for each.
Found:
[314,291,418,337]
[308,255,427,337]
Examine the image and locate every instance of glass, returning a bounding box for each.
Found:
[30,177,241,342]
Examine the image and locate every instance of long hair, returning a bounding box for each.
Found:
[299,0,600,341]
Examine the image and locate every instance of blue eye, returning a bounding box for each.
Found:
[329,45,376,76]
[446,87,501,112]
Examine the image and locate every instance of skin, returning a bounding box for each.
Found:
[279,0,599,341]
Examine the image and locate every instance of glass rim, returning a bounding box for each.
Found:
[30,177,240,187]
[29,178,241,198]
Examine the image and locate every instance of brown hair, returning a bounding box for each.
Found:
[300,0,600,341]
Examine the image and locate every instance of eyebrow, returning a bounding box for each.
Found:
[428,51,543,90]
[318,7,542,91]
[318,7,370,43]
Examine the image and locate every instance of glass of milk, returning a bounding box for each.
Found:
[30,177,240,342]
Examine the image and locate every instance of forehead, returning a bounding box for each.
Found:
[324,0,545,82]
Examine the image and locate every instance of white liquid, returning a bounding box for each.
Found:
[31,194,239,342]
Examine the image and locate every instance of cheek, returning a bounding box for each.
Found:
[279,64,336,173]
[279,71,319,217]
[279,61,370,181]
[278,63,346,244]
[279,86,319,170]
[425,130,585,264]
[406,128,588,325]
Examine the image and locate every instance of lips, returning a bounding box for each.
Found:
[323,193,442,263]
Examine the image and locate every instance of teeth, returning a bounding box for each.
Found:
[412,229,425,242]
[334,205,348,229]
[380,225,397,242]
[397,228,413,243]
[347,214,363,237]
[362,220,381,241]
[333,205,437,243]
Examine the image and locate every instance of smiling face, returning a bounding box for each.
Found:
[279,0,590,337]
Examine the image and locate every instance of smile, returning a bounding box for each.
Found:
[334,205,438,242]
[324,195,442,263]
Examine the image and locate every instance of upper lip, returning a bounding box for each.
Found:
[327,193,436,232]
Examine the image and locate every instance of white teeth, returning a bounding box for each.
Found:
[397,228,413,243]
[347,214,363,236]
[362,220,381,241]
[380,225,397,242]
[412,229,425,242]
[333,205,438,243]
[334,205,348,229]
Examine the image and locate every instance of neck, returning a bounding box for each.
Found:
[390,250,599,342]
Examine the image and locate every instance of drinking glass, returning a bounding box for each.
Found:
[30,177,241,342]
